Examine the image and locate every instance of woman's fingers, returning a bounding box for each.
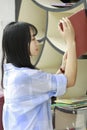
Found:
[58,17,69,32]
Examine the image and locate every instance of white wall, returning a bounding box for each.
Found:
[0,0,15,88]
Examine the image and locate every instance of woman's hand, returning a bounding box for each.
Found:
[58,17,75,43]
[61,51,68,70]
[56,51,67,74]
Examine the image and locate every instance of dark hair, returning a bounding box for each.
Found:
[1,21,38,88]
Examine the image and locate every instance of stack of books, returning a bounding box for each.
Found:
[52,96,87,110]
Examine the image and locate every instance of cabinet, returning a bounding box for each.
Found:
[18,0,87,98]
[54,106,87,130]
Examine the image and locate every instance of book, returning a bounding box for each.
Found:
[52,102,87,109]
[53,96,87,109]
[55,96,87,104]
[60,9,87,58]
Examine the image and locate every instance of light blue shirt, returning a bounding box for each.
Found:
[3,63,67,130]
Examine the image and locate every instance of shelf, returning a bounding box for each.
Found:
[32,0,84,12]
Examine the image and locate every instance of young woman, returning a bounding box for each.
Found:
[1,17,77,130]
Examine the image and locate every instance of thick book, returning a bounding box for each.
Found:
[60,9,87,58]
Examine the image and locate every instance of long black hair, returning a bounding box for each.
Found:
[1,21,38,88]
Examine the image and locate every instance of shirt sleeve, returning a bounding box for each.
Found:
[30,70,67,97]
[50,73,67,97]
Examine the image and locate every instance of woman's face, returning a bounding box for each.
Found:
[29,30,39,56]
